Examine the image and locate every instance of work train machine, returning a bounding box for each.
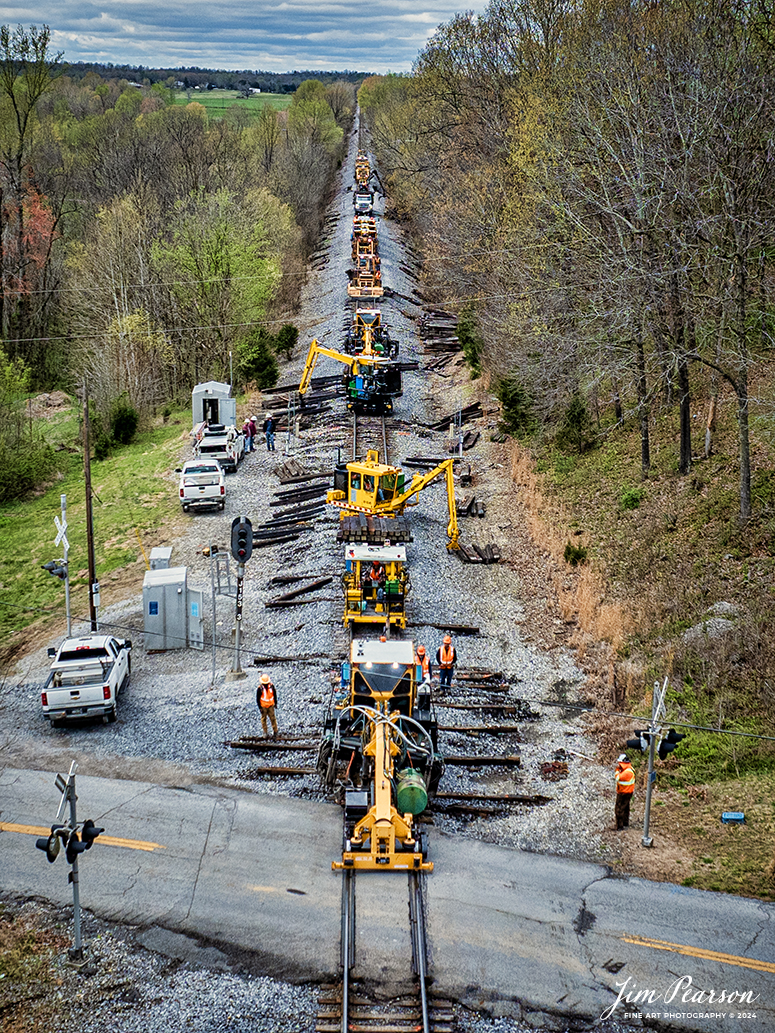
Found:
[298,322,402,416]
[317,636,443,872]
[349,155,383,298]
[313,154,458,874]
[331,449,460,633]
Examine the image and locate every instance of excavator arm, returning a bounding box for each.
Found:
[391,459,460,551]
[299,339,361,395]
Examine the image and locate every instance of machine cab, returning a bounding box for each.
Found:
[348,637,416,717]
[342,543,409,629]
[331,451,405,511]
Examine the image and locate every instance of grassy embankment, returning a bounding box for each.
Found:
[172,89,292,117]
[0,403,191,654]
[508,377,775,899]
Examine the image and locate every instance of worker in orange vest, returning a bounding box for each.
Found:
[415,645,432,685]
[256,673,278,739]
[435,634,457,689]
[614,754,635,829]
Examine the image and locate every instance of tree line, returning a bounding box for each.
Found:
[0,25,356,499]
[359,0,775,523]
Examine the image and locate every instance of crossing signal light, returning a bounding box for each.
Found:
[80,819,104,849]
[659,728,687,760]
[42,560,67,580]
[35,824,65,863]
[626,729,651,752]
[65,831,88,865]
[231,516,253,563]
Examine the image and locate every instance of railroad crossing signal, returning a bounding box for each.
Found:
[54,513,69,551]
[626,729,651,753]
[658,728,687,760]
[33,762,104,960]
[42,559,68,580]
[231,515,253,562]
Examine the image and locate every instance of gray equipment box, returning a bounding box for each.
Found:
[142,567,203,651]
[149,546,173,570]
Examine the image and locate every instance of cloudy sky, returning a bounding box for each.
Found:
[9,2,490,75]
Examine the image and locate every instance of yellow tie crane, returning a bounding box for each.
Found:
[298,338,402,415]
[328,449,460,551]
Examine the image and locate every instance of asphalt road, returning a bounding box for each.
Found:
[2,766,773,1032]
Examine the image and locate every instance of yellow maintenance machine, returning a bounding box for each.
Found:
[347,259,383,298]
[317,637,442,871]
[328,450,460,551]
[355,151,371,186]
[345,308,398,358]
[342,543,409,630]
[298,338,401,415]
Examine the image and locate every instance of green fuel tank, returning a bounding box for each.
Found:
[396,768,428,815]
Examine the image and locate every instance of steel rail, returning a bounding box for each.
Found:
[409,870,431,1033]
[340,868,355,1033]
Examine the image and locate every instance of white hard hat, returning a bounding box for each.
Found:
[617,754,628,763]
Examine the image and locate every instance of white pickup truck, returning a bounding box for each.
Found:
[178,458,226,512]
[193,422,244,473]
[42,635,132,726]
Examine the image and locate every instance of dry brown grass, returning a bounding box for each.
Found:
[509,439,634,657]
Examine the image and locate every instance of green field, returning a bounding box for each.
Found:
[173,89,292,117]
[0,404,190,646]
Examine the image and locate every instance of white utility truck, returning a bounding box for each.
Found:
[178,458,226,511]
[42,635,132,726]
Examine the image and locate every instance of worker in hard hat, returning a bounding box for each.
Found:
[435,635,457,690]
[363,558,386,603]
[614,754,635,830]
[256,673,278,739]
[415,645,432,686]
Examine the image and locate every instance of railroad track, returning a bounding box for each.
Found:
[353,413,388,463]
[316,870,455,1033]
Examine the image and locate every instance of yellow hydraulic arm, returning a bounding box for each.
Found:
[299,339,358,395]
[299,337,390,395]
[392,458,460,551]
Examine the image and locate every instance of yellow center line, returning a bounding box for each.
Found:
[622,935,775,974]
[0,822,165,853]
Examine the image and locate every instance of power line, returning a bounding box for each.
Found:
[22,608,775,745]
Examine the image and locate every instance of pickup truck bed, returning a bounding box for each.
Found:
[42,635,131,726]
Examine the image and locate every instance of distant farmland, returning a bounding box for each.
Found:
[173,89,292,117]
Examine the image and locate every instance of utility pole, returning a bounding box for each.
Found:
[641,678,667,848]
[82,384,98,631]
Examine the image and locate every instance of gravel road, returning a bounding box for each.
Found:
[1,120,636,1032]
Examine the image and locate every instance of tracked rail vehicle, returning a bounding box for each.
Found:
[345,308,398,359]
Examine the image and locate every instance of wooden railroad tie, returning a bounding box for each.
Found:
[265,576,334,608]
[456,542,501,564]
[337,514,412,544]
[456,494,487,518]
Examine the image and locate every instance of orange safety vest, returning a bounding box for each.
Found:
[616,764,635,794]
[439,645,455,669]
[259,684,276,708]
[416,654,430,679]
[368,565,384,583]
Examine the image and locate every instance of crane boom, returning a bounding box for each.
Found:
[328,451,460,551]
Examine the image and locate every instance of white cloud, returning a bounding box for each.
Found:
[10,0,489,73]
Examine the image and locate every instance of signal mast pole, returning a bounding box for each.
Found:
[83,384,98,631]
